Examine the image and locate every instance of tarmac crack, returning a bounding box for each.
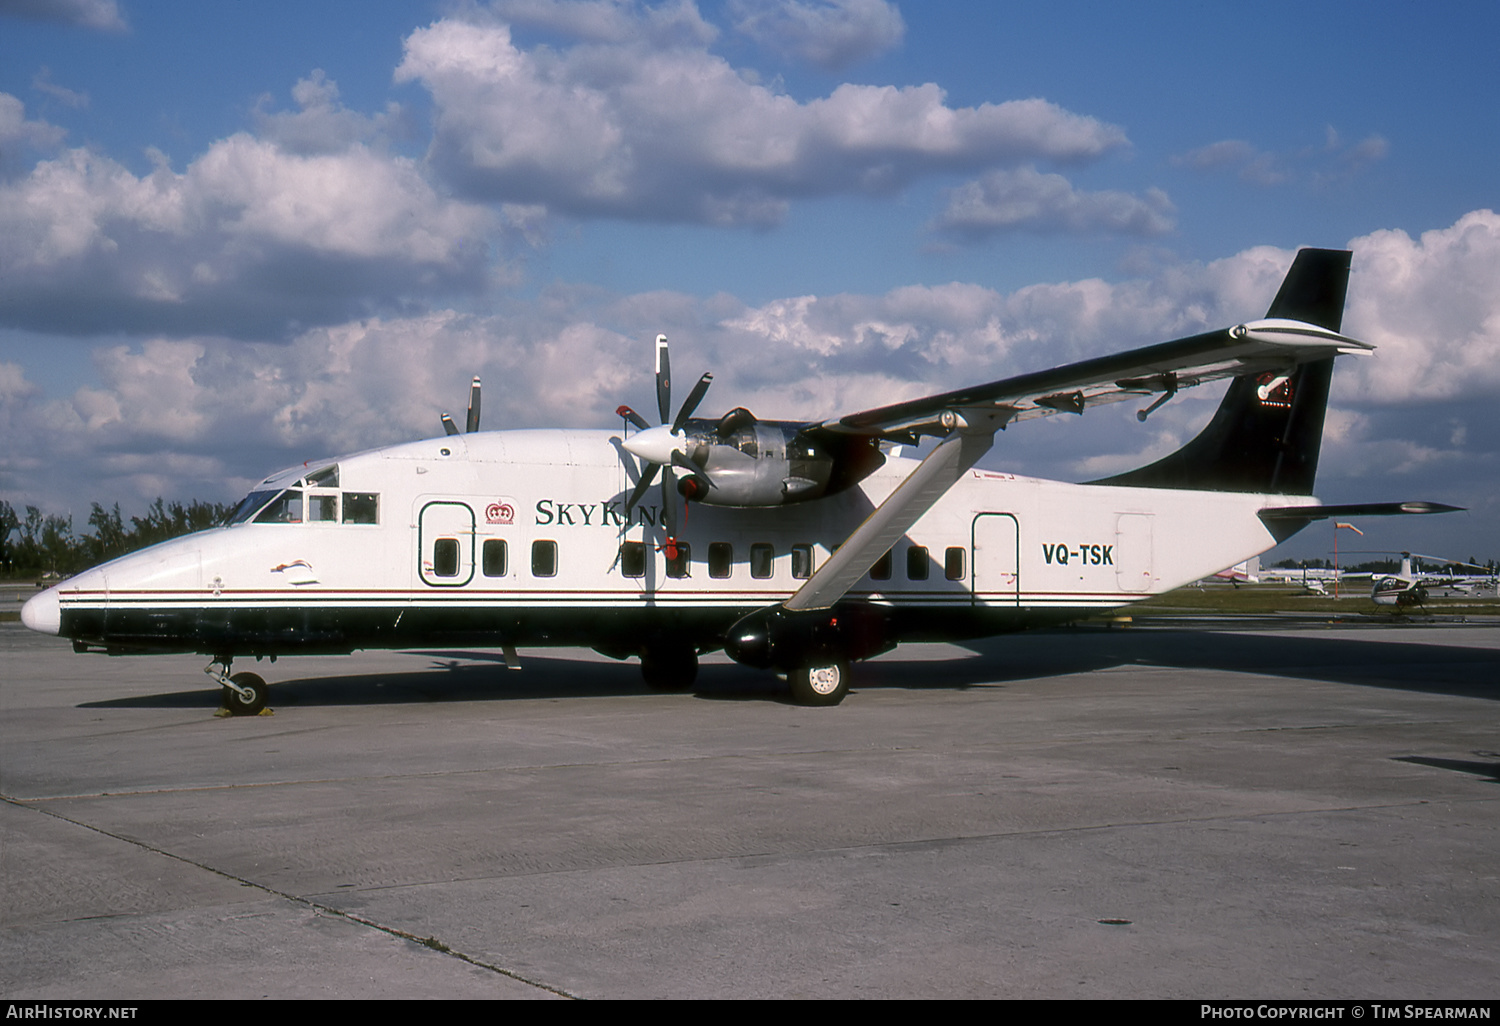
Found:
[0,794,580,999]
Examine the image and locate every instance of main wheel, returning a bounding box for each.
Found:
[222,671,269,716]
[788,659,850,706]
[640,646,698,692]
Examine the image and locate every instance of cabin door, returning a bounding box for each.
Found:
[1115,513,1154,593]
[418,500,476,587]
[971,512,1020,606]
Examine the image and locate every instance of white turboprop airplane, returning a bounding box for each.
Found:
[21,250,1461,710]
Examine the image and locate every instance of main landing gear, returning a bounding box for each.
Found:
[788,658,851,706]
[639,644,853,706]
[206,658,270,716]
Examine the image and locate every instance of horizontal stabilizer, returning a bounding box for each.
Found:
[1259,501,1465,521]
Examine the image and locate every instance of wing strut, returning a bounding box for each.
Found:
[723,408,1010,672]
[785,408,1012,612]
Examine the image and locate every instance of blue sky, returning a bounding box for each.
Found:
[2,0,1497,564]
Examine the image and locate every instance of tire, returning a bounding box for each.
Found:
[788,659,850,706]
[640,646,698,692]
[222,671,269,716]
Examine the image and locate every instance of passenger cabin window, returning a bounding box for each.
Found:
[433,539,460,577]
[483,539,508,577]
[750,543,774,579]
[791,544,814,580]
[532,540,558,578]
[907,546,930,581]
[708,542,733,579]
[945,546,966,581]
[619,541,646,578]
[869,549,892,581]
[343,493,378,524]
[665,542,691,578]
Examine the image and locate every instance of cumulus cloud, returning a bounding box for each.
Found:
[489,0,719,46]
[930,166,1176,241]
[1341,208,1500,403]
[730,0,905,70]
[0,92,66,173]
[8,210,1497,542]
[0,233,1288,512]
[396,16,1127,225]
[251,70,413,156]
[0,97,498,337]
[0,0,126,31]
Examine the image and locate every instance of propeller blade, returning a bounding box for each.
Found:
[671,372,713,435]
[661,464,677,539]
[625,464,659,512]
[441,413,460,436]
[671,449,714,486]
[655,334,672,424]
[616,405,651,431]
[465,376,482,433]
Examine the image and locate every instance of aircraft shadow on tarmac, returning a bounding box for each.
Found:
[78,623,1500,712]
[1393,754,1500,784]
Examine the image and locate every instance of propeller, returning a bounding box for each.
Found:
[441,377,482,436]
[618,335,715,538]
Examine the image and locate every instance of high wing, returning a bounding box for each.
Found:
[813,317,1369,445]
[782,317,1367,613]
[815,245,1365,444]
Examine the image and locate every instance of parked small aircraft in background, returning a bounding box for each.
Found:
[1353,553,1497,608]
[1302,577,1331,597]
[22,249,1461,709]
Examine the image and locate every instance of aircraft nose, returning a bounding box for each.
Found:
[21,587,61,636]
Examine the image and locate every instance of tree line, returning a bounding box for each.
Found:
[1272,556,1497,574]
[0,499,232,577]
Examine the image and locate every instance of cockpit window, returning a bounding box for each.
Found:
[254,489,304,524]
[305,465,339,488]
[225,490,279,525]
[226,466,373,527]
[307,493,339,522]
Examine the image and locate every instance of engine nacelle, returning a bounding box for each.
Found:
[672,419,884,508]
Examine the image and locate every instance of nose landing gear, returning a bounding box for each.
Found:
[206,658,271,716]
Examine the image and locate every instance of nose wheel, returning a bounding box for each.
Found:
[206,659,271,716]
[222,672,270,716]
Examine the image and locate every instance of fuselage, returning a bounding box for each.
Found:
[23,428,1301,659]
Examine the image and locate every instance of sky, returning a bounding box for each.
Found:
[2,0,1497,565]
